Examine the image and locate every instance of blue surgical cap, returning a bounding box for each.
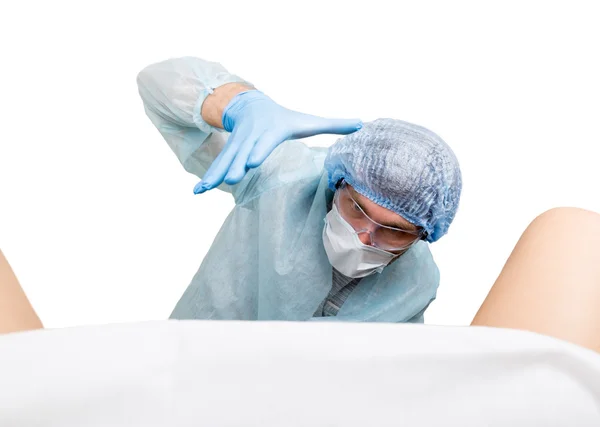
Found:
[324,118,462,243]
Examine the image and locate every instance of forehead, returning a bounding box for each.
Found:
[346,185,416,230]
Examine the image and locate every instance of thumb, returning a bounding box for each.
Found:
[294,117,363,139]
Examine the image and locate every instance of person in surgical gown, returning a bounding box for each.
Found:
[136,57,462,322]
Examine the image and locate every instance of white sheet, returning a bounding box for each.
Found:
[1,320,599,426]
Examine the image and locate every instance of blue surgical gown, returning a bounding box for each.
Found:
[137,57,440,323]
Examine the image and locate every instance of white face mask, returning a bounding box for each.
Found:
[322,204,397,278]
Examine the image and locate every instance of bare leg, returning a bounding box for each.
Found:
[0,249,43,334]
[472,207,600,352]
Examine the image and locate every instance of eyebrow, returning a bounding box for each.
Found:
[349,188,418,231]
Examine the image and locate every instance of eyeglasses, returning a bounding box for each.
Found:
[334,181,426,252]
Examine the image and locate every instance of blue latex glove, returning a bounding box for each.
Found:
[193,90,363,194]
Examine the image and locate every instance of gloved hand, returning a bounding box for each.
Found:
[193,90,362,194]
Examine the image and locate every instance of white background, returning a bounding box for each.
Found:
[1,1,599,329]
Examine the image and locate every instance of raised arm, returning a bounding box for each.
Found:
[138,56,363,195]
[136,57,252,192]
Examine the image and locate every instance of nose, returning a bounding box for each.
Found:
[357,231,373,246]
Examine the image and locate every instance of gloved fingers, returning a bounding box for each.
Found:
[193,127,245,194]
[193,146,231,194]
[193,179,207,194]
[293,116,363,139]
[247,130,287,169]
[224,134,259,185]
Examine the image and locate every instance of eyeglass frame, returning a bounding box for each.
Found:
[333,179,428,252]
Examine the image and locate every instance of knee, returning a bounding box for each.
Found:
[532,207,600,231]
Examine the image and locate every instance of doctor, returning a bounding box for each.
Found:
[136,56,462,322]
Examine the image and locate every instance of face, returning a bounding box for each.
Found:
[335,183,422,254]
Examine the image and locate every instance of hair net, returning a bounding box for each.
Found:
[324,118,462,243]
